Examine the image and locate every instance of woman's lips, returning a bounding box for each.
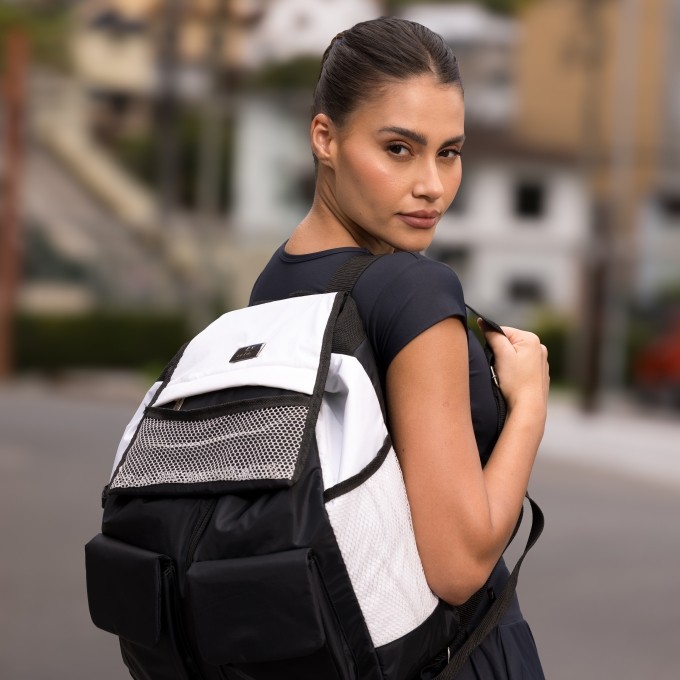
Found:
[398,211,440,229]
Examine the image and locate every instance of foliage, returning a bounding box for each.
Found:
[530,311,571,386]
[15,311,191,372]
[466,308,571,386]
[0,3,70,71]
[114,109,235,211]
[245,55,320,92]
[23,225,91,284]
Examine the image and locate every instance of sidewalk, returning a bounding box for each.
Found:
[540,393,680,489]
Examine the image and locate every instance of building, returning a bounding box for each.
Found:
[400,3,590,323]
[402,2,517,128]
[427,128,589,325]
[516,0,680,299]
[246,0,384,67]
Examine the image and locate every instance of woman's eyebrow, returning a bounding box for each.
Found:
[378,126,427,145]
[378,126,465,148]
[443,134,466,147]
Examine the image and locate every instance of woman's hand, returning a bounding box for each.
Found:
[387,318,550,604]
[480,322,550,421]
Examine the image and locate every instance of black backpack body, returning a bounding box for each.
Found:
[85,259,542,680]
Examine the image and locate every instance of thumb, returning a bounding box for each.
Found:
[477,319,513,355]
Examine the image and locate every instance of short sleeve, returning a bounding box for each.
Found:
[352,253,467,372]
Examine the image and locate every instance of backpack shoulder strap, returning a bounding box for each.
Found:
[325,253,381,294]
[434,494,545,679]
[328,256,545,678]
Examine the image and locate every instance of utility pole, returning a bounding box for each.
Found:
[579,0,642,410]
[155,0,185,225]
[578,0,608,412]
[196,0,229,226]
[600,0,641,393]
[0,30,28,379]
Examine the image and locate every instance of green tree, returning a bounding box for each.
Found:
[0,3,70,70]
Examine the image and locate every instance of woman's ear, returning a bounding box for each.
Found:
[310,113,336,168]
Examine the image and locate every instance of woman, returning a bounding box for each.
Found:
[250,16,549,679]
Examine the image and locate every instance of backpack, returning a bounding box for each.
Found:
[85,255,543,680]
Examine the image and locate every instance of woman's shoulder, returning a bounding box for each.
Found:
[359,251,465,307]
[353,252,467,371]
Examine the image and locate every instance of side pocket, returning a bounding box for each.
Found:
[85,534,197,680]
[187,549,356,680]
[85,533,165,648]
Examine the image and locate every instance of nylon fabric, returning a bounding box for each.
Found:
[155,294,338,407]
[316,353,388,490]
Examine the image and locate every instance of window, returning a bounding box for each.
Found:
[429,247,469,280]
[514,181,546,219]
[507,277,545,304]
[660,195,680,221]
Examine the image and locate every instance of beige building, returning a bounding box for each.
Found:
[515,0,680,389]
[516,0,677,211]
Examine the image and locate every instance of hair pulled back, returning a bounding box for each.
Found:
[313,16,463,127]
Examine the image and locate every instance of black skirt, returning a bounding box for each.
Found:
[453,559,545,680]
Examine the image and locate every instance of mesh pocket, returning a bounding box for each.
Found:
[110,402,309,490]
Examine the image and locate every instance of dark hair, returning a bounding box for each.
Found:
[312,16,463,127]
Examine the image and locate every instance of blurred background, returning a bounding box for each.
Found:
[1,0,680,406]
[0,1,679,679]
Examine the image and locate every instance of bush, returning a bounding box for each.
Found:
[15,311,191,372]
[530,312,570,386]
[467,309,572,386]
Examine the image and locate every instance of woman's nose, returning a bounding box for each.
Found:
[412,159,444,201]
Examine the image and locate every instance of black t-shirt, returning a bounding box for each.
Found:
[249,244,500,464]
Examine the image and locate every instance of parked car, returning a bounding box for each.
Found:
[633,321,680,408]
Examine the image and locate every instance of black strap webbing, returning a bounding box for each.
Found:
[434,494,545,679]
[328,255,545,678]
[325,253,380,293]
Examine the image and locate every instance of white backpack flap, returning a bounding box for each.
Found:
[108,293,345,494]
[156,292,340,406]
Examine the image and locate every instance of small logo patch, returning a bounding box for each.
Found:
[229,343,265,363]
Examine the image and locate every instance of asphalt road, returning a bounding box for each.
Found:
[1,380,679,680]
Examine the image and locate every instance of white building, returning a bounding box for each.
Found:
[400,2,517,127]
[636,191,680,302]
[427,130,590,325]
[232,93,314,243]
[247,0,382,66]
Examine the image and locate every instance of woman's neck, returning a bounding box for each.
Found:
[286,184,393,256]
[285,206,359,255]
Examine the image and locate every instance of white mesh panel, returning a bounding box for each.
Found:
[110,405,307,489]
[325,449,438,647]
[111,381,162,477]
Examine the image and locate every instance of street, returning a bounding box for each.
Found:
[1,378,679,680]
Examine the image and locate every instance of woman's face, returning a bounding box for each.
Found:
[320,74,465,254]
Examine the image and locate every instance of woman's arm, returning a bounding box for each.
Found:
[386,317,549,605]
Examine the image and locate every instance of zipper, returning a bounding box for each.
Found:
[162,561,206,680]
[484,345,507,438]
[491,377,507,439]
[185,498,218,571]
[466,304,507,438]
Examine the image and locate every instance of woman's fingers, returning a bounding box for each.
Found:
[478,323,549,411]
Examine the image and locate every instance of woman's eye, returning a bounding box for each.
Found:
[388,143,410,156]
[440,148,461,159]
